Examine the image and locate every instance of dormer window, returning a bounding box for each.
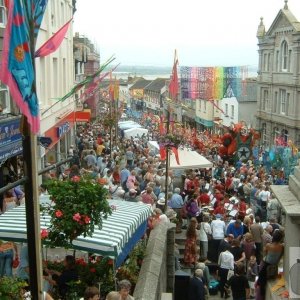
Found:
[281,41,288,71]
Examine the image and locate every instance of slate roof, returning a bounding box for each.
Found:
[129,79,152,90]
[144,78,167,92]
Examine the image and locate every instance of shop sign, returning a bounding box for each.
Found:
[0,118,22,162]
[57,122,70,138]
[0,119,22,147]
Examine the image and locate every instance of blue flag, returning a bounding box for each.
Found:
[0,0,48,133]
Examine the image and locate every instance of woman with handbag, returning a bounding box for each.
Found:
[199,214,212,259]
[0,240,18,277]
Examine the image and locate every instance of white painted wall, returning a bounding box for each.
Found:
[221,97,239,127]
[35,0,75,134]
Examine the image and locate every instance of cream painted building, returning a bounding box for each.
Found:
[35,0,76,165]
[195,99,221,130]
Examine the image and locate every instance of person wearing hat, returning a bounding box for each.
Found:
[157,197,166,210]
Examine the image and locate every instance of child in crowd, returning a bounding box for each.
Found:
[247,255,258,299]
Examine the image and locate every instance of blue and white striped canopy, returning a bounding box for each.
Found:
[0,200,152,267]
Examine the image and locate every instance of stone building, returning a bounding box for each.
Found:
[256,0,300,148]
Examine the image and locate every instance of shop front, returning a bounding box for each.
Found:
[0,116,23,190]
[42,110,91,165]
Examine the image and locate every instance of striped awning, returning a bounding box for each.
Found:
[0,200,152,267]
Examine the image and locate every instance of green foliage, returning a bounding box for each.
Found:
[42,176,111,248]
[0,276,28,300]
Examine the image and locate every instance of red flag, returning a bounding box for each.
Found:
[159,147,167,161]
[172,147,180,165]
[35,18,72,57]
[169,50,179,100]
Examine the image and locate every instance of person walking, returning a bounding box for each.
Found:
[187,269,205,300]
[218,244,234,299]
[210,214,226,262]
[225,262,250,300]
[250,216,264,265]
[199,214,212,259]
[184,218,198,267]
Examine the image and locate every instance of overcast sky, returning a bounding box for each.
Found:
[73,0,300,67]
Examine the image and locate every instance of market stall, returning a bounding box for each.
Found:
[0,200,152,268]
[169,148,213,169]
[124,127,148,139]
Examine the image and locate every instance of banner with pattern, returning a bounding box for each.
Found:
[180,66,248,100]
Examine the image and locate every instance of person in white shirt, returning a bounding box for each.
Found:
[258,185,270,209]
[210,214,226,262]
[199,214,212,259]
[218,245,234,298]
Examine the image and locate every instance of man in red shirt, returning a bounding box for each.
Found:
[197,189,210,206]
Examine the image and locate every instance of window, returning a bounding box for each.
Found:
[0,0,7,27]
[225,104,228,116]
[199,100,201,112]
[262,123,267,145]
[263,53,268,71]
[273,91,278,113]
[279,89,287,115]
[262,89,268,111]
[51,0,56,27]
[276,51,279,72]
[0,81,10,113]
[203,100,207,112]
[231,105,234,118]
[281,41,288,71]
[281,129,288,144]
[273,127,279,142]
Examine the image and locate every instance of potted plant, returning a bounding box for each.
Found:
[42,176,112,248]
[0,276,28,300]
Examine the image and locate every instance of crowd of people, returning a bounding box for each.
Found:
[0,116,288,299]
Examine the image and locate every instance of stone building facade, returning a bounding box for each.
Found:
[256,1,300,148]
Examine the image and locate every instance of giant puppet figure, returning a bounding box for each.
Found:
[218,121,260,162]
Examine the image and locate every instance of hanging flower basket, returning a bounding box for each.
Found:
[159,133,183,149]
[42,176,111,248]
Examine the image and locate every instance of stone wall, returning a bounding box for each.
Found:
[133,223,175,300]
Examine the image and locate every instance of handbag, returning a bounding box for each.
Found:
[12,255,20,268]
[227,269,234,281]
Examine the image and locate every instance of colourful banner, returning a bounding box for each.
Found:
[0,0,48,133]
[180,66,247,100]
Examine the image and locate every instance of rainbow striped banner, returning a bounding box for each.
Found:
[180,66,248,100]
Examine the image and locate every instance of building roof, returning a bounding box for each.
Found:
[266,1,300,36]
[144,78,167,92]
[129,79,152,90]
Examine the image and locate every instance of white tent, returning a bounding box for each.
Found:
[169,148,213,169]
[124,127,148,139]
[118,123,142,130]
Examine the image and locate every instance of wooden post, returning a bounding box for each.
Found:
[22,117,43,300]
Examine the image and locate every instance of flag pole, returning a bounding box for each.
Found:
[21,7,43,299]
[164,108,170,213]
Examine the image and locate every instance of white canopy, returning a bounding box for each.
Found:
[124,127,148,139]
[169,148,213,169]
[119,123,142,130]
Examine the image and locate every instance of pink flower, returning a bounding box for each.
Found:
[55,210,63,218]
[83,215,91,224]
[71,176,80,182]
[73,213,81,222]
[41,229,49,239]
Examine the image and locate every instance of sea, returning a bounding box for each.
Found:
[111,65,258,80]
